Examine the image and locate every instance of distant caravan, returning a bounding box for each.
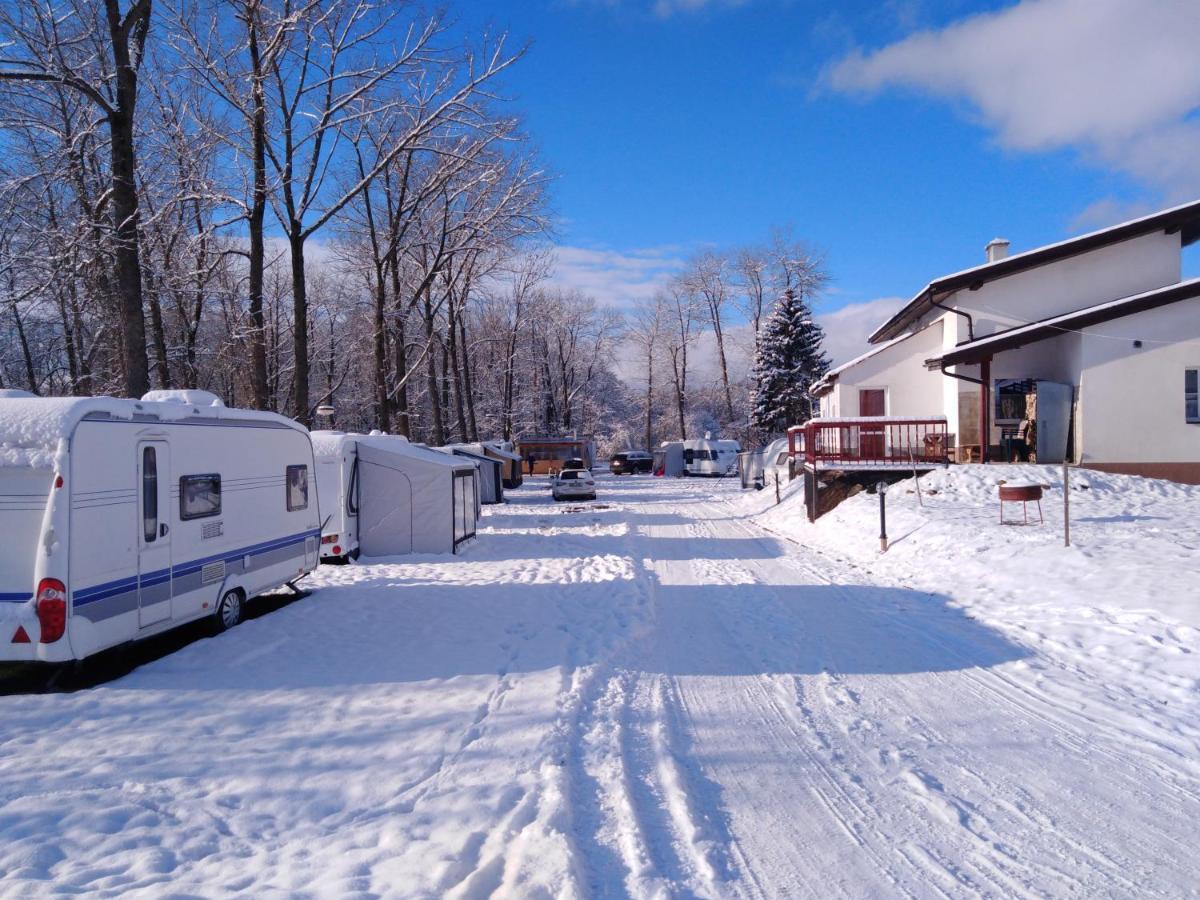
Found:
[682,436,741,477]
[0,392,321,664]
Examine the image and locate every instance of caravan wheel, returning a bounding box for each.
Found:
[215,589,245,633]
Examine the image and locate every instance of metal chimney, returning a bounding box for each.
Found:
[986,238,1010,263]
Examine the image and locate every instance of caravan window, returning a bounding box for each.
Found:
[1187,369,1199,424]
[347,459,359,515]
[286,464,309,511]
[142,447,158,543]
[180,474,221,520]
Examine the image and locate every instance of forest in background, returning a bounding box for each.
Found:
[0,0,828,452]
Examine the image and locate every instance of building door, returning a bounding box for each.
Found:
[1034,381,1072,463]
[137,442,173,628]
[858,389,886,459]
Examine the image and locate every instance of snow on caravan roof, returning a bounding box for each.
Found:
[0,396,307,469]
[313,431,475,471]
[310,430,357,459]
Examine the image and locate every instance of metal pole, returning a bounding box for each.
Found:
[774,472,781,505]
[1063,458,1070,547]
[879,487,888,553]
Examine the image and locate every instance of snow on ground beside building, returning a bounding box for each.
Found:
[0,473,1197,897]
[742,464,1200,777]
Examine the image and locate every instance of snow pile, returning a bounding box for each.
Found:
[140,389,225,407]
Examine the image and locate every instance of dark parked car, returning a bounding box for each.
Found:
[610,450,653,475]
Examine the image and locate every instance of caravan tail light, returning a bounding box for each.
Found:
[35,578,67,644]
[321,534,338,545]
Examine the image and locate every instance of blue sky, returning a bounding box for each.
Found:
[454,0,1200,355]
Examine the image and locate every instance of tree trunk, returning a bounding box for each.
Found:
[447,301,468,442]
[393,314,410,438]
[289,230,310,425]
[145,273,171,388]
[459,311,479,441]
[104,0,151,398]
[373,266,390,431]
[247,10,269,410]
[712,320,735,422]
[644,352,654,451]
[422,290,445,445]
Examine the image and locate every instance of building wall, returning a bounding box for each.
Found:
[1078,301,1200,469]
[820,321,944,421]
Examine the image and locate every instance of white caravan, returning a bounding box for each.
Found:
[0,392,320,664]
[738,437,792,489]
[682,437,741,477]
[311,431,361,563]
[312,432,479,558]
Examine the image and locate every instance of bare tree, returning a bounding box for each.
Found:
[683,250,735,422]
[1,0,156,396]
[662,282,700,441]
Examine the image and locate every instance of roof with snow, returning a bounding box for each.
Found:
[0,396,306,468]
[926,277,1200,369]
[869,198,1200,345]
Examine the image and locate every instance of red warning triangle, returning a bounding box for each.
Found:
[11,626,30,644]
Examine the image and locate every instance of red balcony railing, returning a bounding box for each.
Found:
[788,417,949,469]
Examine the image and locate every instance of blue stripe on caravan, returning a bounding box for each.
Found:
[0,592,30,603]
[72,528,320,608]
[74,575,139,602]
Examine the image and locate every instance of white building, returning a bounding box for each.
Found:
[814,200,1200,483]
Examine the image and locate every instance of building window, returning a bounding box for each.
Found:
[286,465,309,511]
[180,474,221,520]
[1187,369,1199,424]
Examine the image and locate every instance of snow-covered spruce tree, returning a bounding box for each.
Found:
[751,288,830,435]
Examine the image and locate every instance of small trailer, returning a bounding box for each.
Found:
[0,392,321,664]
[682,436,741,477]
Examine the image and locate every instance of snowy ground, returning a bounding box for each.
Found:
[0,470,1198,898]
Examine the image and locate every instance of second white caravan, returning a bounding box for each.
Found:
[0,392,321,664]
[682,437,741,477]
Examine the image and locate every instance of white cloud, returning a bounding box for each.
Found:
[827,0,1200,198]
[565,0,754,19]
[549,244,686,307]
[816,296,907,367]
[651,0,750,18]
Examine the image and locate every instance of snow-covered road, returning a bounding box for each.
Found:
[1,475,1197,897]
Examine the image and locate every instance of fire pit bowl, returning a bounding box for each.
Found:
[998,483,1043,502]
[999,481,1044,525]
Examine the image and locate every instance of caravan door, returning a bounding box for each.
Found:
[136,442,173,628]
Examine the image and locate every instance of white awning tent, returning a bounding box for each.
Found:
[343,433,479,556]
[439,445,504,504]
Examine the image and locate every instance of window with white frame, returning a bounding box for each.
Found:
[1187,368,1199,424]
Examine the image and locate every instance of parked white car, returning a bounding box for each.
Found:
[552,467,596,501]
